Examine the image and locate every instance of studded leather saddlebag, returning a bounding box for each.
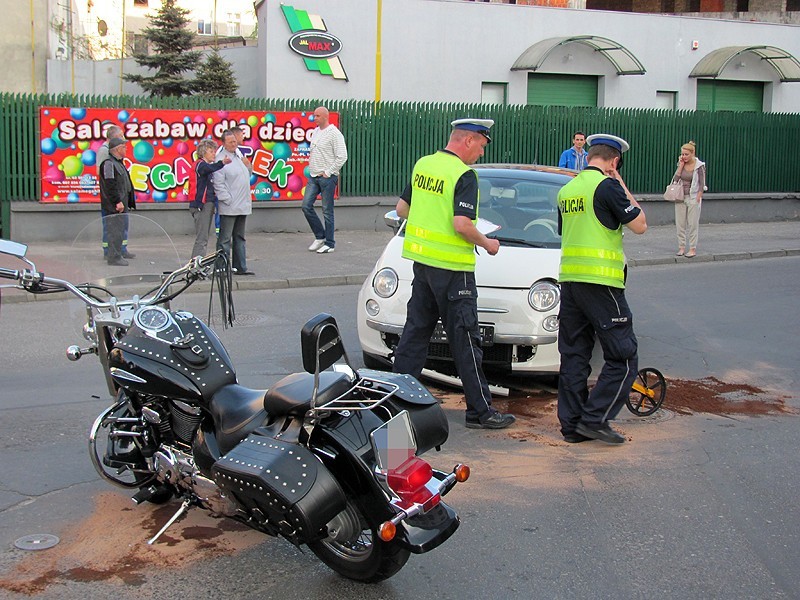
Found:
[212,434,346,544]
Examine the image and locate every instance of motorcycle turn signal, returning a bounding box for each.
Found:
[454,464,470,483]
[379,521,397,542]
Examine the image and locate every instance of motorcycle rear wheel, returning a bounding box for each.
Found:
[308,497,410,583]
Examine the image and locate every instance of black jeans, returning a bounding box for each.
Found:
[393,263,494,422]
[557,281,638,435]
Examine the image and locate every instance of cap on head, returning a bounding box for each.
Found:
[451,118,494,143]
[108,137,127,150]
[586,134,629,153]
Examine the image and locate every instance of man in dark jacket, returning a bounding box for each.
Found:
[98,137,136,266]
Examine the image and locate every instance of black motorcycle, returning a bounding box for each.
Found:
[0,223,468,583]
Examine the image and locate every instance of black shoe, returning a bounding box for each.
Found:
[563,432,591,443]
[465,412,516,430]
[107,257,129,267]
[575,422,625,444]
[233,269,255,276]
[122,251,136,259]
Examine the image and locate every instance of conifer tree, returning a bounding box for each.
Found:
[195,48,239,98]
[124,0,200,97]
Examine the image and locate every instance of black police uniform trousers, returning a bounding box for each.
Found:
[393,262,494,422]
[557,281,638,435]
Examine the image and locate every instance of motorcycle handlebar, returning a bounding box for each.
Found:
[1,250,223,309]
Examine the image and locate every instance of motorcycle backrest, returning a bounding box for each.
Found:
[301,313,346,375]
[0,239,28,259]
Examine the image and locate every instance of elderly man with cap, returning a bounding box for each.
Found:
[98,137,136,267]
[556,133,647,445]
[392,117,516,430]
[96,123,134,259]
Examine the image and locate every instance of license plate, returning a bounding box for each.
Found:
[430,322,494,346]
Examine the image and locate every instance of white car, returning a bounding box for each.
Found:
[357,164,575,378]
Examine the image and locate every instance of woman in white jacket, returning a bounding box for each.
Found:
[672,141,706,258]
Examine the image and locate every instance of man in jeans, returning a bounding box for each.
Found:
[303,106,348,254]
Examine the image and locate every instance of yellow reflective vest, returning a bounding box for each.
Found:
[558,168,626,288]
[402,151,477,272]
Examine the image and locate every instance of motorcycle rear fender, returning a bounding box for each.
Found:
[317,416,461,554]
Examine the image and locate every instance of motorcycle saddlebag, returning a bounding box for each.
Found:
[212,434,346,544]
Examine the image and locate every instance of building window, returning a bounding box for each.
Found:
[227,13,241,37]
[481,82,508,105]
[198,19,213,35]
[128,32,148,55]
[655,90,677,110]
[787,0,799,10]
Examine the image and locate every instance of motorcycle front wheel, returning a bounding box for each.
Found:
[308,496,410,583]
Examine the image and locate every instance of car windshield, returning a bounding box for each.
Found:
[477,174,562,249]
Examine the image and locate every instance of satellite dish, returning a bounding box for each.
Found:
[98,20,108,36]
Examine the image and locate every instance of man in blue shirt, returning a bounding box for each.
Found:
[558,131,588,171]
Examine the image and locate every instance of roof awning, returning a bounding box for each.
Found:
[511,36,646,76]
[690,46,800,83]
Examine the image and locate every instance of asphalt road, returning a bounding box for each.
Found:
[0,257,798,599]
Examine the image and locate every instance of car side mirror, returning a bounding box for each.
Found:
[384,210,404,234]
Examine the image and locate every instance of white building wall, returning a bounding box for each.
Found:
[41,0,800,111]
[256,0,800,112]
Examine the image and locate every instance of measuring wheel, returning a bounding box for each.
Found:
[626,367,667,416]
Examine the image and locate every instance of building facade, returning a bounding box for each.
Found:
[254,0,800,112]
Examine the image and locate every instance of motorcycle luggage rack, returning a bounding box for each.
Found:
[302,313,400,415]
[314,374,400,413]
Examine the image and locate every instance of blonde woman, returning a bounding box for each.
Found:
[673,141,706,258]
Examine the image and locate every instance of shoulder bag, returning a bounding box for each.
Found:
[663,179,684,202]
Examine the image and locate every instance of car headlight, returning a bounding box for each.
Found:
[528,281,560,312]
[372,268,398,298]
[542,315,559,332]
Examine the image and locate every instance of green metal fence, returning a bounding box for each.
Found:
[2,92,800,236]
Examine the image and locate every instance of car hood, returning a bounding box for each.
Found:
[378,235,561,288]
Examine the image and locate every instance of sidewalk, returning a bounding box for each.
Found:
[2,221,799,303]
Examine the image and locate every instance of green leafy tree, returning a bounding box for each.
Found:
[195,48,239,98]
[124,0,200,97]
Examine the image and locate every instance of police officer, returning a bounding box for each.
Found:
[556,134,647,444]
[393,118,515,430]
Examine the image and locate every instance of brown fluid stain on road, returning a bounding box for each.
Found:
[0,492,266,595]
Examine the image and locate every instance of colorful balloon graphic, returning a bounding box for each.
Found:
[41,138,57,155]
[51,130,71,149]
[117,110,130,123]
[176,142,190,156]
[67,192,80,203]
[272,143,291,161]
[247,115,259,127]
[254,182,273,201]
[152,190,168,202]
[69,108,87,120]
[132,141,155,163]
[45,166,64,183]
[286,173,304,193]
[81,149,97,166]
[61,155,84,178]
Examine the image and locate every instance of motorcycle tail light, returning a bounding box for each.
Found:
[454,463,470,483]
[388,456,438,507]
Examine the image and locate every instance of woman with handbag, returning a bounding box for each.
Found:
[672,141,706,258]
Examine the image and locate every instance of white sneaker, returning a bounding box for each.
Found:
[316,244,334,254]
[308,239,325,252]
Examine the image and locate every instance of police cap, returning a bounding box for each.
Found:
[451,118,494,143]
[586,133,629,153]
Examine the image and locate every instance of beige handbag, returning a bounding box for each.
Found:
[663,180,684,202]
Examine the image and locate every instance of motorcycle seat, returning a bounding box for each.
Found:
[264,371,353,417]
[209,384,269,449]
